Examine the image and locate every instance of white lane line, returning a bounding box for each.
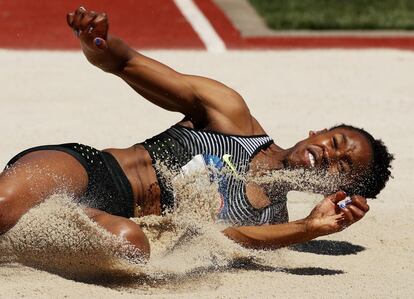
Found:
[174,0,227,53]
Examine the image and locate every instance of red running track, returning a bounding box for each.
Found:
[0,0,204,49]
[1,0,414,50]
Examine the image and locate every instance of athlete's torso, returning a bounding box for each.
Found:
[137,120,288,225]
[107,119,288,225]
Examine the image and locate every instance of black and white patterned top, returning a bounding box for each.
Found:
[142,124,289,225]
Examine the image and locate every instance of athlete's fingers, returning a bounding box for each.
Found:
[93,12,107,23]
[333,214,348,231]
[93,13,108,30]
[347,205,366,221]
[351,195,367,205]
[72,6,86,35]
[92,13,109,39]
[341,207,355,224]
[80,11,97,32]
[329,191,347,204]
[73,7,86,26]
[351,195,370,213]
[66,13,75,28]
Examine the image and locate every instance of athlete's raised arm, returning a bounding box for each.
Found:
[67,7,253,132]
[223,192,369,249]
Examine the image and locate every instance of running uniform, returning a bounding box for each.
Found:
[6,126,289,224]
[142,124,289,225]
[6,144,135,218]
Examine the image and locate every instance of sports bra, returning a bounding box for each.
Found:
[142,124,288,225]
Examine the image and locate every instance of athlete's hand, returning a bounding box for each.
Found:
[305,191,370,237]
[67,6,130,72]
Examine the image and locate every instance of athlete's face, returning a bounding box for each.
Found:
[286,127,373,178]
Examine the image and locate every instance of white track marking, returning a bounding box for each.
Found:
[174,0,226,52]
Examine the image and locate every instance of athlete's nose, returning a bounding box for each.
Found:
[322,142,342,165]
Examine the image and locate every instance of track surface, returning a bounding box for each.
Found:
[0,0,204,49]
[1,0,414,50]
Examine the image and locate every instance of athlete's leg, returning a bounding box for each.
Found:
[0,150,88,234]
[0,150,150,258]
[85,208,150,259]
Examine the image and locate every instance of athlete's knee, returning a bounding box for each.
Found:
[117,219,151,260]
[92,213,150,260]
[0,192,18,235]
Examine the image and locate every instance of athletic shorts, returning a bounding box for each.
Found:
[5,143,135,218]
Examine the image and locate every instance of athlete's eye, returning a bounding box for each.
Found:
[332,136,338,149]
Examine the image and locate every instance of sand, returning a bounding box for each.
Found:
[0,49,413,298]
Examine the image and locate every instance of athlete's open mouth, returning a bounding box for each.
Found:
[306,146,324,168]
[306,146,331,170]
[308,151,316,167]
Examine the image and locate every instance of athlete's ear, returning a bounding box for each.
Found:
[308,129,328,137]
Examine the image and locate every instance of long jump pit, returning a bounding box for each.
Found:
[0,48,413,298]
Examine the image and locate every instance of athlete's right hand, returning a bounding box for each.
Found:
[67,7,130,72]
[305,191,369,237]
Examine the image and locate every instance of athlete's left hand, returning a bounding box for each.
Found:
[305,191,370,237]
[67,6,129,73]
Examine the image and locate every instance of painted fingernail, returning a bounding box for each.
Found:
[94,38,102,46]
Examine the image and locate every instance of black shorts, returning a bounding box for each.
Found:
[5,143,135,218]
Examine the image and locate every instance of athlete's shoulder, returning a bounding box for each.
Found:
[177,114,267,137]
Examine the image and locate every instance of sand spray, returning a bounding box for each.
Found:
[0,164,344,287]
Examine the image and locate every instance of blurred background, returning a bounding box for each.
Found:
[1,0,414,50]
[250,0,414,30]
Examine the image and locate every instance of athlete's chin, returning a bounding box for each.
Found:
[285,152,306,169]
[285,157,309,170]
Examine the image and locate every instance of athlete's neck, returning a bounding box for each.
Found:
[263,144,290,169]
[251,144,288,171]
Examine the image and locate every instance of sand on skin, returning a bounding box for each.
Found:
[0,49,413,298]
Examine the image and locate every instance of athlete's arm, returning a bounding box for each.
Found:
[67,7,252,131]
[223,192,369,249]
[223,219,316,249]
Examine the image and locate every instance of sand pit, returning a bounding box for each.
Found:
[0,49,413,298]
